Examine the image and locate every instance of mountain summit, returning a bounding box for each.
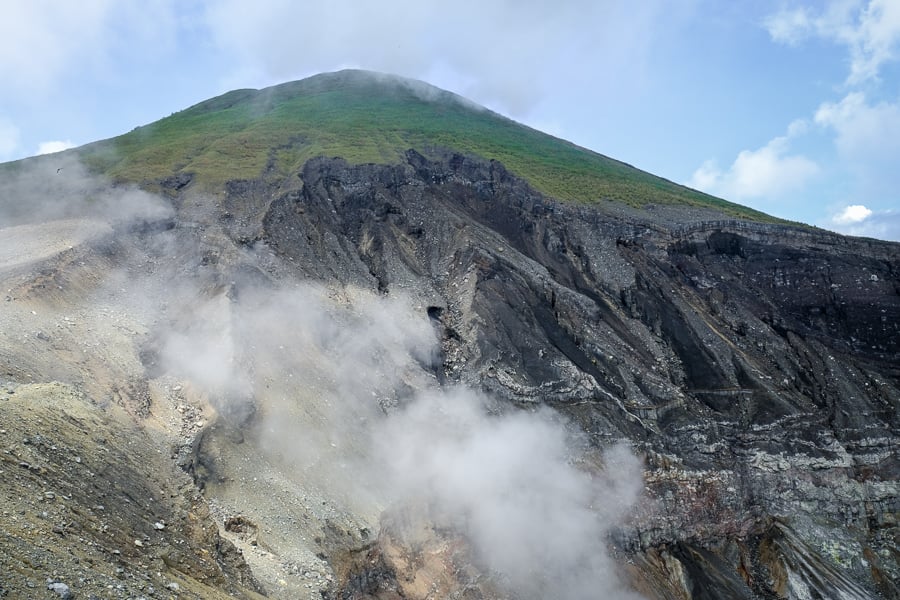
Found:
[76,69,773,221]
[0,71,897,599]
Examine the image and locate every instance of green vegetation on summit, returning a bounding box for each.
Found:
[78,70,773,220]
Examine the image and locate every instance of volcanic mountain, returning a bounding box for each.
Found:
[0,70,897,599]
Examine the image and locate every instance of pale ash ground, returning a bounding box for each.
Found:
[0,218,375,599]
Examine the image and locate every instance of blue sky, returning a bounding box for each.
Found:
[1,1,898,240]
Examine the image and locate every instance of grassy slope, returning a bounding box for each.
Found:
[75,70,776,221]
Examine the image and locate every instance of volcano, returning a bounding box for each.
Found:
[0,70,897,599]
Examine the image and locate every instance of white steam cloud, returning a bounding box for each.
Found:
[0,155,173,227]
[377,389,645,599]
[0,155,646,597]
[156,292,253,410]
[150,279,646,598]
[0,156,174,279]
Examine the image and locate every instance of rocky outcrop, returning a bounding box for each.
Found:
[1,147,896,599]
[257,150,899,598]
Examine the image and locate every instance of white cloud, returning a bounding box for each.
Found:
[833,203,873,223]
[0,1,113,93]
[0,1,183,159]
[201,0,672,118]
[827,207,900,240]
[764,6,814,45]
[761,3,899,233]
[36,140,75,155]
[850,0,900,83]
[688,135,819,201]
[0,0,179,97]
[815,92,900,194]
[786,118,811,137]
[764,0,900,84]
[815,92,900,158]
[763,0,861,47]
[688,159,721,192]
[0,118,20,159]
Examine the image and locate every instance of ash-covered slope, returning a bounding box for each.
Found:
[1,72,898,599]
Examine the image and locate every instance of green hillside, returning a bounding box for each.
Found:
[75,69,774,221]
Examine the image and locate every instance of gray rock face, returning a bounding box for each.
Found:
[3,147,894,599]
[255,150,898,598]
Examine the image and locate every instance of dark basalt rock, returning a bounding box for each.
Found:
[256,150,899,598]
[159,171,194,191]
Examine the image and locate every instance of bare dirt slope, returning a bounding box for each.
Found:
[0,219,266,598]
[0,217,399,600]
[0,380,263,599]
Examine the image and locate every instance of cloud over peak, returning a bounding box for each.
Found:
[202,0,671,119]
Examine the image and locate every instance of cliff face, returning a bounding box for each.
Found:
[1,148,897,599]
[258,151,899,598]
